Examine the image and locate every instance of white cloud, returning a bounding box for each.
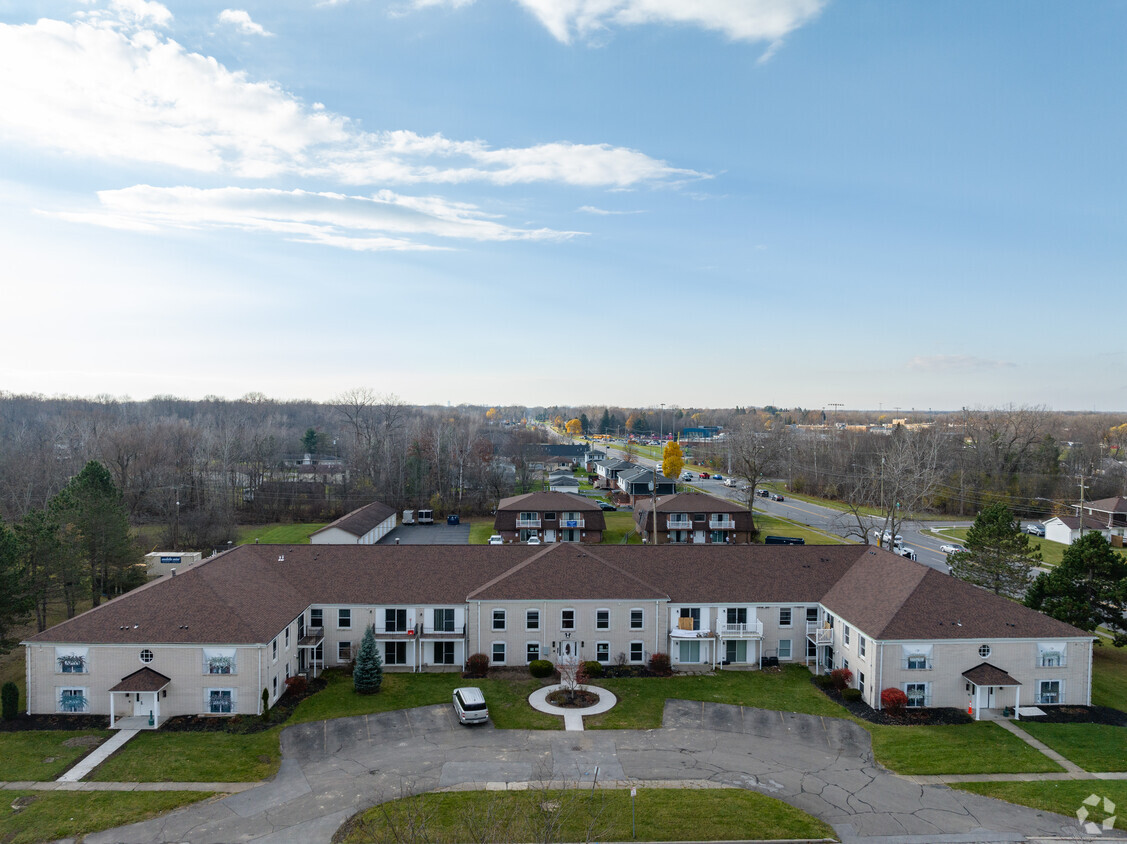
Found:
[577,205,644,215]
[47,185,584,251]
[218,9,272,37]
[0,14,697,188]
[110,0,173,28]
[907,355,1017,372]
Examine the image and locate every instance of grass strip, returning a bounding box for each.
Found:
[0,730,112,781]
[0,790,212,844]
[89,729,281,782]
[955,780,1127,831]
[335,787,835,843]
[1093,644,1127,710]
[867,721,1065,775]
[1014,722,1127,772]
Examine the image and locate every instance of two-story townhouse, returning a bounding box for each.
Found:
[617,468,677,505]
[594,458,634,489]
[493,492,605,544]
[634,493,754,545]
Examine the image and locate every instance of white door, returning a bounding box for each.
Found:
[557,640,579,665]
[545,529,556,543]
[694,530,705,544]
[986,687,995,709]
[133,693,147,717]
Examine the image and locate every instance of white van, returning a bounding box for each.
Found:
[452,687,489,725]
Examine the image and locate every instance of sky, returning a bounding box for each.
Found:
[1,0,1124,412]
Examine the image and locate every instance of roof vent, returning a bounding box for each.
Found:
[133,624,139,629]
[278,555,285,562]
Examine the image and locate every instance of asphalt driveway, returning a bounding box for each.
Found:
[84,701,1109,844]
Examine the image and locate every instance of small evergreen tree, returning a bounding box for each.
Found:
[261,687,270,721]
[2,681,19,720]
[1026,532,1127,645]
[948,503,1040,596]
[353,625,384,694]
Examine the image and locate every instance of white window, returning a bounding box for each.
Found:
[779,607,792,627]
[284,628,290,648]
[630,608,644,630]
[629,641,644,663]
[338,609,352,629]
[203,648,237,675]
[433,608,456,633]
[778,639,792,660]
[858,671,865,695]
[492,609,506,631]
[842,657,849,672]
[806,607,819,623]
[272,639,277,661]
[843,625,851,646]
[596,609,610,630]
[725,640,747,663]
[678,640,700,663]
[904,682,930,708]
[561,609,575,630]
[55,647,89,674]
[1037,679,1063,705]
[1037,642,1066,668]
[206,688,236,714]
[902,644,932,670]
[859,637,867,658]
[385,608,408,632]
[338,641,352,662]
[596,642,610,663]
[978,644,991,658]
[310,608,323,628]
[57,687,89,713]
[492,642,506,665]
[526,642,540,663]
[526,609,539,630]
[139,649,154,664]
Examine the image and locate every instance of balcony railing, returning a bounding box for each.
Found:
[421,624,467,636]
[708,518,736,529]
[516,518,541,528]
[1037,656,1066,668]
[716,619,763,638]
[901,658,933,670]
[666,518,692,529]
[806,621,833,645]
[559,518,585,528]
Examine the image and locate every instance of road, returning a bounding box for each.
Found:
[600,443,969,573]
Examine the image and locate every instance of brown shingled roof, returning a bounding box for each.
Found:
[310,500,397,539]
[109,667,172,692]
[468,544,667,601]
[962,663,1020,686]
[494,492,605,533]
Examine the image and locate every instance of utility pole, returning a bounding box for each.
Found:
[660,403,665,440]
[651,464,658,546]
[1077,472,1088,538]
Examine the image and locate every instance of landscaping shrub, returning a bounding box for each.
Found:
[261,688,270,721]
[353,626,384,694]
[842,688,863,702]
[1,682,17,720]
[649,652,672,676]
[583,661,603,678]
[813,673,834,689]
[529,659,554,679]
[881,687,908,716]
[830,668,853,691]
[465,653,490,678]
[284,675,308,696]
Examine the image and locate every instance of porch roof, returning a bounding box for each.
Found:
[109,667,172,693]
[962,662,1021,687]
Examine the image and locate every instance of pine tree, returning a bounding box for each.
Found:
[948,503,1040,596]
[0,523,32,650]
[1026,532,1127,645]
[353,625,384,694]
[599,408,611,435]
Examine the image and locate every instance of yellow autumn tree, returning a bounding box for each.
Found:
[565,418,582,435]
[486,407,498,421]
[662,441,685,480]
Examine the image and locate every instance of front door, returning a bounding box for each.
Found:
[545,529,556,543]
[986,686,995,709]
[133,693,148,717]
[694,530,705,544]
[556,640,579,665]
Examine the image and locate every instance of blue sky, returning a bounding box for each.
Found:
[1,0,1124,411]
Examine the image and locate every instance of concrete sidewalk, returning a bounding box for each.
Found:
[993,718,1086,773]
[56,729,139,783]
[2,779,258,792]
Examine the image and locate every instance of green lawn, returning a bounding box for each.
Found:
[1015,722,1127,772]
[955,781,1127,831]
[338,787,835,843]
[585,664,847,729]
[1093,643,1127,710]
[467,518,498,545]
[934,527,1067,567]
[90,729,282,782]
[0,730,112,780]
[233,522,327,545]
[0,791,212,844]
[290,669,559,729]
[867,722,1064,775]
[601,510,642,544]
[752,512,853,546]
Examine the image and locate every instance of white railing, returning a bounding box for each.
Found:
[806,621,833,645]
[1037,655,1066,668]
[901,659,933,670]
[666,518,692,529]
[709,518,736,529]
[559,518,585,528]
[515,518,541,528]
[716,619,763,637]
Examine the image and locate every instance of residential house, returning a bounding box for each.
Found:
[493,492,606,544]
[617,466,677,505]
[24,544,1092,726]
[547,472,581,494]
[1075,496,1127,546]
[310,500,397,545]
[633,493,753,544]
[1043,515,1109,547]
[594,458,634,489]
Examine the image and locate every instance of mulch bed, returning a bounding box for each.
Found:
[0,713,108,732]
[811,676,972,726]
[545,689,601,708]
[1017,705,1127,727]
[162,676,327,734]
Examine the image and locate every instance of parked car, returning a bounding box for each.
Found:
[452,687,489,725]
[772,493,785,501]
[488,535,504,545]
[598,501,616,511]
[1026,523,1046,537]
[526,536,541,545]
[446,514,460,525]
[939,544,965,554]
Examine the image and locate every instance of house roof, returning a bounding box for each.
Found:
[1047,515,1108,531]
[496,492,601,512]
[1081,496,1127,515]
[26,543,1090,646]
[636,492,744,514]
[109,667,172,693]
[596,458,633,471]
[310,500,397,539]
[962,663,1021,687]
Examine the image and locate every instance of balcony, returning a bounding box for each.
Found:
[420,624,467,637]
[716,619,763,638]
[515,518,541,528]
[806,621,833,645]
[670,611,710,638]
[901,658,933,671]
[297,626,324,648]
[708,518,736,529]
[666,518,692,529]
[559,518,585,528]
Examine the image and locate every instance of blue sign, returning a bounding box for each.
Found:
[564,520,578,528]
[160,556,181,564]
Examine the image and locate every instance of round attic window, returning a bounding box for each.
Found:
[978,644,991,659]
[139,649,154,664]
